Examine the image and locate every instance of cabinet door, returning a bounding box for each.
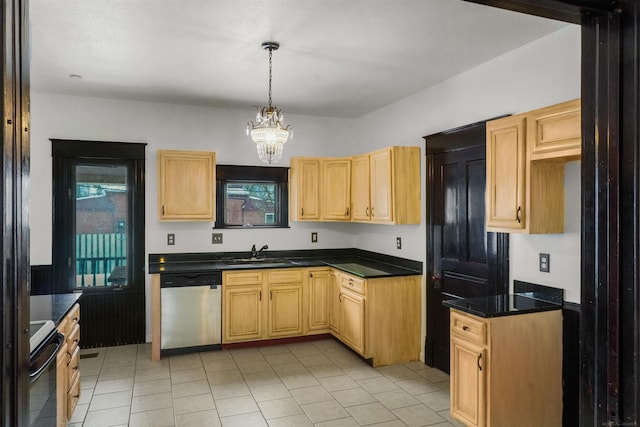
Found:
[56,342,69,427]
[223,285,263,342]
[291,158,321,220]
[308,269,330,331]
[369,148,394,223]
[351,154,371,221]
[328,273,340,333]
[450,337,486,427]
[528,98,581,161]
[322,159,351,220]
[158,150,216,221]
[339,288,365,355]
[268,284,303,337]
[486,116,526,231]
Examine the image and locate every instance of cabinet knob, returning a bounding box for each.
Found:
[462,326,469,331]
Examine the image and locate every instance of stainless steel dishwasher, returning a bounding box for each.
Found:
[160,271,222,356]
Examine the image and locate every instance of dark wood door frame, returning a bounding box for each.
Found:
[467,0,640,424]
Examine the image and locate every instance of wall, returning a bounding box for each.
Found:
[30,24,582,347]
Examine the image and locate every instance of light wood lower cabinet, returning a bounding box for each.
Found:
[449,309,562,427]
[57,303,81,427]
[221,267,421,367]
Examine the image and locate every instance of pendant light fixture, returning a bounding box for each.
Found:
[246,41,292,164]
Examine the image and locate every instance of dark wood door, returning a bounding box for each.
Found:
[425,123,508,373]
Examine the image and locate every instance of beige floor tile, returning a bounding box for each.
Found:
[263,352,298,365]
[257,396,304,419]
[266,413,313,427]
[171,366,207,384]
[416,390,450,412]
[169,353,204,371]
[332,355,370,369]
[135,357,169,371]
[289,385,334,405]
[393,404,446,426]
[437,409,466,426]
[418,367,450,383]
[250,382,291,402]
[211,381,251,399]
[396,378,440,395]
[314,417,361,427]
[271,361,309,376]
[203,358,239,372]
[206,368,243,385]
[343,365,383,381]
[93,377,134,395]
[171,379,211,398]
[259,345,293,355]
[370,421,410,427]
[215,395,260,417]
[280,373,320,390]
[200,349,233,362]
[133,378,172,397]
[307,363,345,379]
[98,364,135,381]
[237,360,274,374]
[130,391,173,413]
[286,343,319,357]
[331,387,376,407]
[377,365,421,381]
[81,375,98,390]
[230,348,266,363]
[173,392,216,415]
[374,389,421,410]
[175,409,222,427]
[129,407,175,427]
[82,406,131,427]
[242,371,283,387]
[88,390,133,411]
[296,353,332,367]
[78,387,93,405]
[67,403,89,424]
[220,411,267,427]
[357,376,400,394]
[301,399,350,423]
[134,366,170,383]
[318,375,360,392]
[346,402,398,425]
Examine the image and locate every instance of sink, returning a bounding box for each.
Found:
[223,258,291,266]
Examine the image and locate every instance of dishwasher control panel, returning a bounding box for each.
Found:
[160,271,222,288]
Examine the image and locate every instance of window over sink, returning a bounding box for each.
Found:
[215,165,289,229]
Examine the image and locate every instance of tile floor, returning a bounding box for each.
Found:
[68,339,464,427]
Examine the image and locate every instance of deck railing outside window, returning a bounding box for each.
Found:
[76,233,127,288]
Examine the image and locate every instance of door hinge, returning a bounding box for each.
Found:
[67,257,71,267]
[68,188,72,199]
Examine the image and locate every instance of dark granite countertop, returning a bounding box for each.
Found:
[443,281,563,318]
[148,248,422,278]
[30,292,82,326]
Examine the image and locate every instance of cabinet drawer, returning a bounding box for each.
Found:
[224,271,263,285]
[67,370,81,418]
[68,303,80,325]
[450,311,486,346]
[68,345,80,379]
[67,323,81,353]
[267,269,303,284]
[338,273,365,295]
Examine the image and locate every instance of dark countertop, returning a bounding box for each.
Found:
[30,292,82,326]
[443,293,562,318]
[148,248,422,278]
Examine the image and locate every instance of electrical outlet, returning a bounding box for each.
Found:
[212,233,223,244]
[396,237,402,249]
[167,233,175,246]
[539,253,550,272]
[311,232,318,243]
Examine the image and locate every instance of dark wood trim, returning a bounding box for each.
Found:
[464,0,611,24]
[51,139,146,159]
[1,0,30,424]
[563,302,581,426]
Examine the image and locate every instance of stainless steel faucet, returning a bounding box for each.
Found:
[251,244,269,258]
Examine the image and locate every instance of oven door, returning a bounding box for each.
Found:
[29,331,63,427]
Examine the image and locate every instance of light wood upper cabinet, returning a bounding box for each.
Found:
[449,309,562,427]
[486,115,526,231]
[157,150,216,221]
[322,159,351,220]
[528,98,581,161]
[351,146,421,225]
[351,154,371,221]
[486,99,581,234]
[289,157,321,221]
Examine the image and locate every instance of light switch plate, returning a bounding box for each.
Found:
[212,233,223,244]
[167,233,175,246]
[396,237,402,249]
[311,232,318,243]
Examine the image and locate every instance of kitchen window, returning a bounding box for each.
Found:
[215,165,289,228]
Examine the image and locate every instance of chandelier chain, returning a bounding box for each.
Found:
[268,47,273,108]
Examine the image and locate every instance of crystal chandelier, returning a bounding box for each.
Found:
[247,42,292,164]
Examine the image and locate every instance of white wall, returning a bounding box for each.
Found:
[30,24,582,347]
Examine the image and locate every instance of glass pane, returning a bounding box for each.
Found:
[74,164,128,288]
[224,182,278,226]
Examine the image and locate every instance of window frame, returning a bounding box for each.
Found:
[214,165,289,229]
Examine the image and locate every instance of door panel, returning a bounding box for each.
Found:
[425,123,508,374]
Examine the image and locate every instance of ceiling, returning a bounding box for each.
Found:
[29,0,568,119]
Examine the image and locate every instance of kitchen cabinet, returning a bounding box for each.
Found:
[157,149,216,221]
[307,268,331,332]
[223,269,304,343]
[328,272,340,332]
[56,303,81,427]
[331,271,421,366]
[289,157,321,221]
[486,99,581,234]
[223,271,264,343]
[322,158,351,220]
[351,146,421,224]
[449,309,562,427]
